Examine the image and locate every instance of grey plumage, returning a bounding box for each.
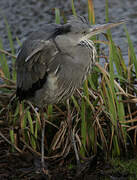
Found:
[16,16,94,107]
[16,16,125,107]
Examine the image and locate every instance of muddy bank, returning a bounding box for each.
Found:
[0,131,136,180]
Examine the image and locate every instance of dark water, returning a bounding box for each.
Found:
[0,0,137,61]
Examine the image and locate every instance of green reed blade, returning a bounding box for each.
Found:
[71,0,77,17]
[124,25,137,78]
[0,38,10,79]
[55,8,60,24]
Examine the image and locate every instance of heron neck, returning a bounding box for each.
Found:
[55,35,79,51]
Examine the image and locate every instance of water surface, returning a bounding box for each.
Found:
[0,0,136,61]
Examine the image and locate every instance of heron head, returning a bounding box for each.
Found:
[65,15,125,42]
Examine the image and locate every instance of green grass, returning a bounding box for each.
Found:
[0,0,137,165]
[110,158,137,178]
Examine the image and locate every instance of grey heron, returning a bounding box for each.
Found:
[15,15,124,175]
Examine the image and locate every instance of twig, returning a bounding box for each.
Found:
[26,101,59,129]
[21,137,54,160]
[0,48,16,59]
[0,84,16,89]
[95,62,128,97]
[97,55,108,59]
[0,130,22,153]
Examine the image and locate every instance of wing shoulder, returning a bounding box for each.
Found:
[16,39,58,101]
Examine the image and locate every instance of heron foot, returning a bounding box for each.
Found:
[35,160,51,179]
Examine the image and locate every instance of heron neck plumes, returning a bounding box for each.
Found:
[79,39,97,65]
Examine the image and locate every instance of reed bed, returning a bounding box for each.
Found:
[0,0,137,165]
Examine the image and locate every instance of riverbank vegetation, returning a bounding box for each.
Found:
[0,0,137,179]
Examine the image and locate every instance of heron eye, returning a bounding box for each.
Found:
[82,31,86,35]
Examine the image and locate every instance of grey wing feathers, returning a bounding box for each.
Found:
[16,39,58,101]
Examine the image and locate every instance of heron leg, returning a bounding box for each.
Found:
[71,129,81,167]
[41,111,45,169]
[40,111,49,176]
[66,99,81,167]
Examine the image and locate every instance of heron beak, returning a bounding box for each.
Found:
[83,20,126,40]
